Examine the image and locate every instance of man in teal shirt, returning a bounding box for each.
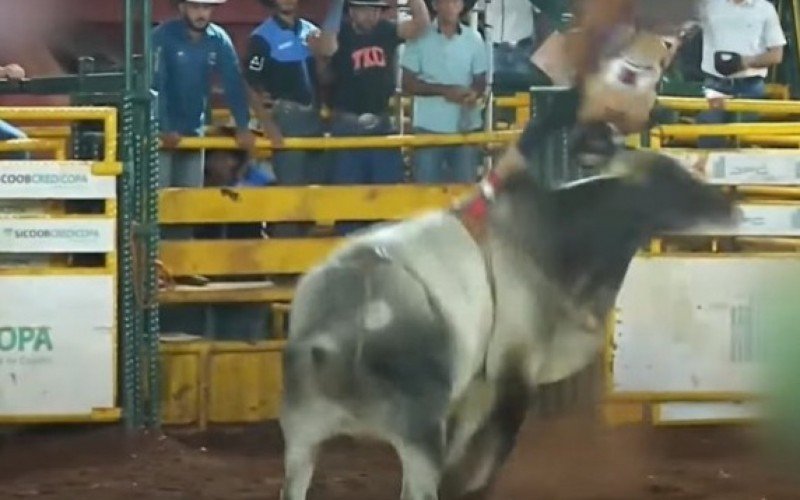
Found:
[402,0,488,183]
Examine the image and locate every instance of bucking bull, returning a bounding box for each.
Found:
[279,1,737,499]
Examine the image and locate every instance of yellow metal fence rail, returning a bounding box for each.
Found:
[0,106,120,174]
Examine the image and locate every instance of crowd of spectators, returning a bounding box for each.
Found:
[144,0,787,288]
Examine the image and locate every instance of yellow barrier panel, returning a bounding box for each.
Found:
[735,186,800,200]
[737,134,800,147]
[175,130,520,151]
[160,282,296,304]
[210,92,534,127]
[20,126,72,140]
[657,96,800,115]
[160,238,341,276]
[655,122,800,139]
[0,107,120,174]
[160,184,474,224]
[0,138,67,159]
[736,237,800,249]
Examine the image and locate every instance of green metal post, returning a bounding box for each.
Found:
[119,0,143,430]
[140,0,161,429]
[119,91,141,430]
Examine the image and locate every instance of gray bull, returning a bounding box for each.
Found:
[279,149,735,500]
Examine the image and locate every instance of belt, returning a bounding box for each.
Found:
[272,99,316,113]
[332,111,392,130]
[706,74,764,84]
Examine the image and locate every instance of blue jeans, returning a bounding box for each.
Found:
[268,100,324,238]
[329,112,405,235]
[0,119,29,160]
[412,127,481,184]
[696,75,766,149]
[329,112,405,185]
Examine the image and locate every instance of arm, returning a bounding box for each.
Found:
[152,30,177,144]
[313,0,346,57]
[316,55,335,86]
[402,71,466,97]
[397,0,431,41]
[747,7,787,69]
[468,35,489,97]
[217,31,252,132]
[399,39,468,100]
[743,46,783,69]
[243,36,284,147]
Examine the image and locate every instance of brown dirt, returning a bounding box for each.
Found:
[0,415,798,500]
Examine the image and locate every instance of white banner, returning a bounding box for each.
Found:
[653,402,762,425]
[0,161,116,199]
[0,275,115,416]
[665,150,800,185]
[0,218,115,253]
[674,203,800,236]
[610,256,800,396]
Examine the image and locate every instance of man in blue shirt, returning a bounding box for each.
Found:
[153,0,255,285]
[244,0,328,237]
[152,0,255,214]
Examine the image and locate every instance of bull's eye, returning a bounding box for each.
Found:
[618,67,637,85]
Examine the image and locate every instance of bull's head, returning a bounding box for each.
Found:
[493,149,735,384]
[544,149,735,307]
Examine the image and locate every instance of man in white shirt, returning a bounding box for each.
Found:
[475,0,536,93]
[695,0,786,147]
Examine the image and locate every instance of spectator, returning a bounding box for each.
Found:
[194,133,274,343]
[201,135,275,241]
[401,0,488,184]
[0,63,30,160]
[152,0,255,285]
[695,0,786,148]
[314,0,430,233]
[477,0,539,93]
[244,0,327,237]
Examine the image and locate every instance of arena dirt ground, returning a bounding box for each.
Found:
[0,414,799,500]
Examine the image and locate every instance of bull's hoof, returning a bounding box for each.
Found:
[440,485,494,500]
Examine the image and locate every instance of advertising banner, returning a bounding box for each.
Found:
[0,275,115,417]
[610,256,800,396]
[672,203,800,237]
[0,218,115,253]
[0,161,116,199]
[665,150,800,185]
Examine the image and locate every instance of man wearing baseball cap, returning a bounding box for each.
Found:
[152,0,255,285]
[314,0,430,233]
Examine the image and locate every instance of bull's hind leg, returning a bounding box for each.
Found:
[279,414,323,500]
[394,421,447,500]
[279,401,344,500]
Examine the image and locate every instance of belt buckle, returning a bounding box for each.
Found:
[357,113,380,129]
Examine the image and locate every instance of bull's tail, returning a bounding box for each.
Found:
[282,334,355,407]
